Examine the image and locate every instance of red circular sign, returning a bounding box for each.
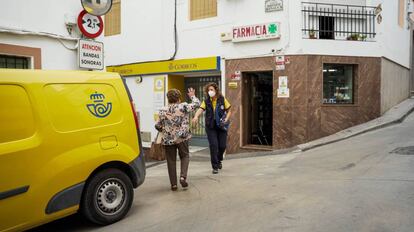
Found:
[77,10,104,38]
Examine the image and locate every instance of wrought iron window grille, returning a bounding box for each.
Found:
[302,2,377,41]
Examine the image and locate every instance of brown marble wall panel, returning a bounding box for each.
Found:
[275,105,293,148]
[289,56,308,106]
[306,56,323,142]
[321,107,359,136]
[307,106,322,141]
[307,56,323,106]
[357,58,381,123]
[225,55,381,154]
[226,84,241,154]
[291,106,308,146]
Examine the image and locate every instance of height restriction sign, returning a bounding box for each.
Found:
[77,10,103,38]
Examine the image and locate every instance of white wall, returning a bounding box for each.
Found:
[381,58,410,114]
[0,34,78,70]
[124,75,167,147]
[0,0,104,70]
[104,0,176,65]
[369,0,411,68]
[106,0,411,68]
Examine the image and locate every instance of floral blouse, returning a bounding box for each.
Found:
[155,96,200,145]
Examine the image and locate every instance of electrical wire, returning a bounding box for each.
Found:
[57,39,79,50]
[108,0,178,67]
[0,26,79,41]
[0,26,80,51]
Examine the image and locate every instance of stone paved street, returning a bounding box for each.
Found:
[31,112,414,232]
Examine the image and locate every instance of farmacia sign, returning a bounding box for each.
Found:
[232,22,281,42]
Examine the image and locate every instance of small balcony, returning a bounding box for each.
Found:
[302,2,377,41]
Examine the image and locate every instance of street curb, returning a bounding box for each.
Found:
[202,147,299,160]
[189,146,301,162]
[145,98,414,166]
[146,160,166,169]
[297,98,414,152]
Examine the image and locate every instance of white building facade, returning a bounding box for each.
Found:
[106,0,413,153]
[0,0,104,70]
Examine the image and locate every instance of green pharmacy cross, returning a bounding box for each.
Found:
[268,24,278,34]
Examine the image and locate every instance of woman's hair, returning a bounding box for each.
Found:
[204,82,222,98]
[167,89,181,104]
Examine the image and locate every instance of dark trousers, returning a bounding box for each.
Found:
[164,140,190,186]
[206,125,227,170]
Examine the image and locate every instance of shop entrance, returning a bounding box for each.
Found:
[242,72,273,147]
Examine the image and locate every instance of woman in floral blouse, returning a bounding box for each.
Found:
[155,88,200,191]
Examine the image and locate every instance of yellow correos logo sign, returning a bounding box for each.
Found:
[107,56,220,76]
[153,76,165,92]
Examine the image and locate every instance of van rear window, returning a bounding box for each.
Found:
[0,85,35,143]
[44,84,122,132]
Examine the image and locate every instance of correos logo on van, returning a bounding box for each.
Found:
[87,92,112,118]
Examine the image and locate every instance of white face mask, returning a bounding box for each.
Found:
[208,90,216,98]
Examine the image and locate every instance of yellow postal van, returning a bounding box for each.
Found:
[0,69,146,231]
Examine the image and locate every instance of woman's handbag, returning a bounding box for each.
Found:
[149,132,165,161]
[218,112,230,131]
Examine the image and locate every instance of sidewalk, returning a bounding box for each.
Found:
[146,97,414,167]
[297,97,414,151]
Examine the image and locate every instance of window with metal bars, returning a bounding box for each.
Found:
[0,55,30,69]
[302,2,377,41]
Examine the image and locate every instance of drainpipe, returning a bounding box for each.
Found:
[409,3,414,97]
[409,15,414,97]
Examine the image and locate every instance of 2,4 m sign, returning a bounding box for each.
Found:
[79,39,104,70]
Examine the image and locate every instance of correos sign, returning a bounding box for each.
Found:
[232,22,281,42]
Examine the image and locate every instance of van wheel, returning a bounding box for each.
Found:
[81,168,134,225]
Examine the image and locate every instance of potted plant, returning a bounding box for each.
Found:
[347,34,359,41]
[309,29,317,39]
[359,34,367,41]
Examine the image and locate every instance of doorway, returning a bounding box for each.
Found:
[242,71,273,147]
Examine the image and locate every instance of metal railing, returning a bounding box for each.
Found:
[302,2,377,41]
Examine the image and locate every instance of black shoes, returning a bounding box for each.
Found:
[212,162,222,174]
[171,185,178,191]
[180,176,188,188]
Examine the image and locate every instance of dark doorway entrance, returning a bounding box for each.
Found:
[243,71,273,147]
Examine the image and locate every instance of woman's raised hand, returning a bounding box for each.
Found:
[187,88,196,98]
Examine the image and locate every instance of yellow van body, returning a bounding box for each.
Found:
[0,70,146,231]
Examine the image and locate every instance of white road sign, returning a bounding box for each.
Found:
[79,39,104,70]
[77,10,103,38]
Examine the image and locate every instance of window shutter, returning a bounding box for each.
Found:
[398,0,405,28]
[105,0,121,36]
[190,0,217,21]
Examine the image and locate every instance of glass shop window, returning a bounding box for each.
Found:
[323,64,355,104]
